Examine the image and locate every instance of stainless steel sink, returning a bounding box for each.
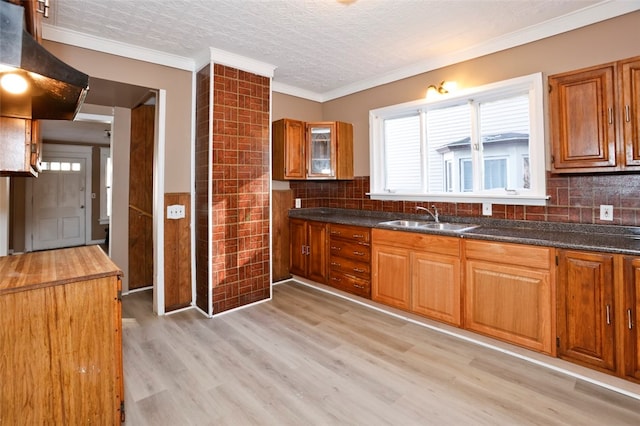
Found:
[420,222,479,232]
[379,220,479,232]
[379,220,432,228]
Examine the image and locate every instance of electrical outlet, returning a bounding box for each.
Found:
[600,205,613,221]
[167,204,185,219]
[295,198,301,208]
[482,203,492,216]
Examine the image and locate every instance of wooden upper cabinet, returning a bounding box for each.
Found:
[557,250,616,373]
[272,119,353,180]
[549,55,640,173]
[0,117,39,177]
[621,57,640,167]
[549,64,617,172]
[273,119,305,180]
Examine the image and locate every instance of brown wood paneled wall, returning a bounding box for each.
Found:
[164,192,192,311]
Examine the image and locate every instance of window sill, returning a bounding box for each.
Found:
[368,192,550,206]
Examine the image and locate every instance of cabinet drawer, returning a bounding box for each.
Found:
[330,256,370,280]
[464,240,552,269]
[328,271,371,298]
[329,224,370,243]
[372,229,460,257]
[329,239,371,261]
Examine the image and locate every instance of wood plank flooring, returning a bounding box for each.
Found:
[121,282,640,425]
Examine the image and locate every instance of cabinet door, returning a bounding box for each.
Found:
[466,259,552,353]
[289,219,307,277]
[272,119,305,180]
[307,221,328,283]
[557,250,616,372]
[372,244,410,310]
[549,65,617,171]
[623,256,640,381]
[412,252,461,326]
[621,58,640,167]
[306,122,337,178]
[0,117,36,176]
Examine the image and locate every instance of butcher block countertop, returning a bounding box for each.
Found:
[0,245,123,295]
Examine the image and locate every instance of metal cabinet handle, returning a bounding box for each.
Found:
[629,309,634,330]
[608,107,613,125]
[606,304,611,325]
[331,246,341,251]
[331,277,341,282]
[626,105,631,123]
[352,234,364,239]
[353,268,365,273]
[353,251,365,256]
[353,284,364,289]
[331,231,341,236]
[331,261,341,267]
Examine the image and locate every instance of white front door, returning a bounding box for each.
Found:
[32,158,86,251]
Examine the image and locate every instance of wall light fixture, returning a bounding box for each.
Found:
[426,80,457,98]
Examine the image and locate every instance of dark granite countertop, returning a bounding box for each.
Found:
[289,208,640,255]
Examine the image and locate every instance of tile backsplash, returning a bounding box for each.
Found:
[290,173,640,226]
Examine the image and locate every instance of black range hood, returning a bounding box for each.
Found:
[0,0,89,120]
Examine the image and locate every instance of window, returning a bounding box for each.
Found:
[99,147,112,225]
[40,161,82,171]
[369,73,548,205]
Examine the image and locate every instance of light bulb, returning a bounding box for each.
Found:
[1,73,28,94]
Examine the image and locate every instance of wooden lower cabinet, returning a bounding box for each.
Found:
[372,229,461,325]
[0,246,124,424]
[556,249,616,373]
[372,242,411,310]
[465,240,554,354]
[328,224,371,298]
[290,218,328,283]
[412,251,461,325]
[623,256,640,382]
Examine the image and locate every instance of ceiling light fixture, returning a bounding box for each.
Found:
[426,80,457,99]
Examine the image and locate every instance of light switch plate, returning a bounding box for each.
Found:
[295,198,301,208]
[167,204,185,219]
[600,205,613,221]
[482,203,492,216]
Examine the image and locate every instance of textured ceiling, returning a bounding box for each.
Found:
[40,0,638,143]
[44,0,629,100]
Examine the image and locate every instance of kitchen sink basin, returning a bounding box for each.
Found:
[379,220,479,232]
[420,222,479,232]
[379,220,432,228]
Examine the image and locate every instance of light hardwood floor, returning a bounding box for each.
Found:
[122,281,640,425]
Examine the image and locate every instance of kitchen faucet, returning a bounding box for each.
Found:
[416,205,439,223]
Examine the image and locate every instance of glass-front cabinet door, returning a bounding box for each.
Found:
[307,122,336,178]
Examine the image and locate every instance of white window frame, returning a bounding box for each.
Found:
[99,146,112,225]
[369,73,548,205]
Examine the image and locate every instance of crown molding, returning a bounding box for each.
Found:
[207,47,276,78]
[42,24,196,71]
[271,81,324,103]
